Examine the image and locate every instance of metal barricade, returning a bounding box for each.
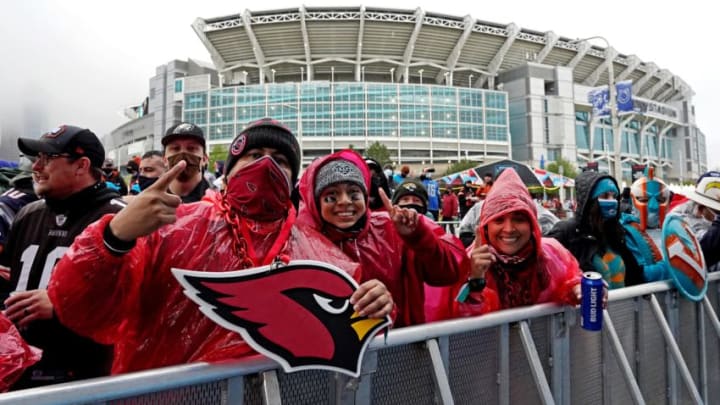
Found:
[436,220,461,236]
[2,273,719,405]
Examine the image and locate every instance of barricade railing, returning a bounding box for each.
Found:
[2,272,719,405]
[435,220,461,235]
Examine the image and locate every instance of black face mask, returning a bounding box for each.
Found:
[103,169,114,176]
[137,175,160,191]
[399,203,427,215]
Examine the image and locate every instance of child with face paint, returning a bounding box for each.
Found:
[547,171,645,289]
[620,167,671,282]
[297,150,469,327]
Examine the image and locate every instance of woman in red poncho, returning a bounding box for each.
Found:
[427,168,582,319]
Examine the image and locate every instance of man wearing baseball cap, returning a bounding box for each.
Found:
[102,158,128,196]
[685,171,720,268]
[1,125,125,389]
[47,118,391,374]
[161,122,211,203]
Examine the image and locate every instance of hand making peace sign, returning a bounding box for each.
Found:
[378,188,420,236]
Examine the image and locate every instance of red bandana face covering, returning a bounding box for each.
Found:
[224,156,292,221]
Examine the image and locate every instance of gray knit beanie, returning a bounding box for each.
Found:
[314,160,367,197]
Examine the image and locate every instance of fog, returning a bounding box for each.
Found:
[2,0,717,169]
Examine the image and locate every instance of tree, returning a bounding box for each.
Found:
[208,144,228,173]
[444,160,478,176]
[365,141,391,166]
[546,157,577,179]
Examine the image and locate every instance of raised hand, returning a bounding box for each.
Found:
[379,188,419,236]
[469,226,495,279]
[109,161,186,241]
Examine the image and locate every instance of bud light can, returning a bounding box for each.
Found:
[581,272,603,331]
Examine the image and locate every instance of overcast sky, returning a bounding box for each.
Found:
[1,0,716,169]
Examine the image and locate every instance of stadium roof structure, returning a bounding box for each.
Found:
[193,6,692,103]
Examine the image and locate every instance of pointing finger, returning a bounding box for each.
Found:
[147,160,186,191]
[378,188,394,213]
[475,225,484,246]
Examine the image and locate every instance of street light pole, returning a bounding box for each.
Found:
[282,103,303,165]
[572,36,622,181]
[607,58,622,182]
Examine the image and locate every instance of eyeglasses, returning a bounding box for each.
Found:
[27,152,74,166]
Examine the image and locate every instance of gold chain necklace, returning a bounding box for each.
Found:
[218,197,256,269]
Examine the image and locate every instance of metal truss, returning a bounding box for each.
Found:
[644,69,673,98]
[583,47,618,86]
[566,41,590,70]
[354,6,366,82]
[616,55,642,82]
[535,31,558,64]
[300,6,314,81]
[434,14,475,83]
[191,18,227,71]
[199,7,692,103]
[477,23,520,89]
[398,8,425,83]
[634,63,659,94]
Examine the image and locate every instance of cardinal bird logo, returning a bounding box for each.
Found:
[172,261,391,377]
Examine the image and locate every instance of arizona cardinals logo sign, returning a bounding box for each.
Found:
[661,214,707,301]
[172,261,391,377]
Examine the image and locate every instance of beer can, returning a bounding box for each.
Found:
[581,272,603,331]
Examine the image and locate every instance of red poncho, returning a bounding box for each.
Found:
[426,169,581,319]
[48,194,361,374]
[297,150,469,326]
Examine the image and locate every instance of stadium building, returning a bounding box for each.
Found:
[106,7,706,182]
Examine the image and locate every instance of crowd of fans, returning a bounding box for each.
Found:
[0,117,718,391]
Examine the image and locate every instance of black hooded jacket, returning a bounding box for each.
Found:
[546,171,644,286]
[0,182,124,389]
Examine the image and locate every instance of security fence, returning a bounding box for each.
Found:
[2,272,719,405]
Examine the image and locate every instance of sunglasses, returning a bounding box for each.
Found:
[27,152,74,166]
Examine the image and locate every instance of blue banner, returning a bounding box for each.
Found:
[616,80,633,113]
[588,81,634,116]
[588,87,610,116]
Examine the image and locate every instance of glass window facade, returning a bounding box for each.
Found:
[575,112,589,149]
[183,82,507,147]
[573,110,679,165]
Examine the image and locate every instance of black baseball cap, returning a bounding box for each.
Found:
[18,125,105,168]
[162,122,206,150]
